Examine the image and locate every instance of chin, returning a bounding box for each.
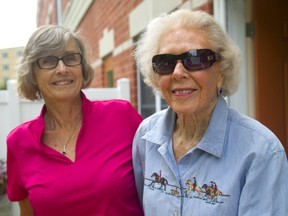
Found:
[172,104,197,115]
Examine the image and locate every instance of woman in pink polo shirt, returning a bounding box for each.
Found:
[6,25,144,216]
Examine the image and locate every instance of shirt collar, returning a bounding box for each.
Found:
[143,97,228,158]
[142,107,176,145]
[30,92,88,144]
[197,97,228,158]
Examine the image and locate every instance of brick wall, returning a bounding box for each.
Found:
[37,0,57,25]
[196,1,214,14]
[76,0,143,107]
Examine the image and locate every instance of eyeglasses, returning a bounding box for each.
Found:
[152,49,220,75]
[36,53,82,69]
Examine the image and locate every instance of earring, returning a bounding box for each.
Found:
[217,87,223,97]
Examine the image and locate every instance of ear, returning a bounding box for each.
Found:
[31,65,38,85]
[216,73,224,89]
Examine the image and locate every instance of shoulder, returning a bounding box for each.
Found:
[7,117,42,148]
[139,109,167,128]
[88,99,135,111]
[8,117,39,136]
[135,108,172,138]
[227,108,284,155]
[82,93,131,108]
[91,99,140,118]
[85,98,143,125]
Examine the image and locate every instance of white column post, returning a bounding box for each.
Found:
[7,80,20,130]
[117,78,131,102]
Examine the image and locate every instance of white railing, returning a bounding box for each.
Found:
[0,78,130,160]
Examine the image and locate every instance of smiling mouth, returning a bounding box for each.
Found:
[172,89,195,95]
[52,80,73,85]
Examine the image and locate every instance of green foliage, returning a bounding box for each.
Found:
[0,78,8,90]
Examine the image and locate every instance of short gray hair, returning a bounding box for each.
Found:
[17,25,94,100]
[134,9,241,96]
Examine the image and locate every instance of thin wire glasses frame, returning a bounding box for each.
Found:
[36,53,83,69]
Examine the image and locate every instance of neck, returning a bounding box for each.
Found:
[45,110,82,131]
[174,116,207,144]
[44,108,82,156]
[174,99,217,143]
[44,97,82,130]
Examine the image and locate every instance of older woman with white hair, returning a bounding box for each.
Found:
[133,9,288,216]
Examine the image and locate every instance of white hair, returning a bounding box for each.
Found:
[134,9,241,96]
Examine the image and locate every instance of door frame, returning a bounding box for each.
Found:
[214,0,250,116]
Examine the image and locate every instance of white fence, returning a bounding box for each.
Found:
[0,78,130,160]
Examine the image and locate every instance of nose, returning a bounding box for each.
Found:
[172,60,189,79]
[55,60,68,72]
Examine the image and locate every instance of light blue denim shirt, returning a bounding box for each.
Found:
[132,97,288,216]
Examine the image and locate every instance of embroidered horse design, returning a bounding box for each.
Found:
[149,172,169,191]
[185,179,204,198]
[202,184,230,203]
[170,188,180,197]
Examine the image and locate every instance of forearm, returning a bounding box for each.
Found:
[19,198,34,216]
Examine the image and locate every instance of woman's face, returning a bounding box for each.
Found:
[33,40,83,102]
[157,28,223,116]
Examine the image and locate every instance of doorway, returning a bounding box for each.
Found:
[253,0,288,153]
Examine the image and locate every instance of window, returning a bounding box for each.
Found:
[102,55,114,87]
[2,52,8,59]
[134,35,168,118]
[137,71,168,118]
[17,50,23,57]
[107,70,114,88]
[2,64,9,71]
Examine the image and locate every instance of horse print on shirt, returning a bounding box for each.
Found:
[145,171,230,204]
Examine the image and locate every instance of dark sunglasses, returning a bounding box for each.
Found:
[152,49,220,75]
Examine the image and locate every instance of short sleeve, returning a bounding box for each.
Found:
[6,140,28,201]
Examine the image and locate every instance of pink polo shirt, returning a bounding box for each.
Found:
[7,94,144,216]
